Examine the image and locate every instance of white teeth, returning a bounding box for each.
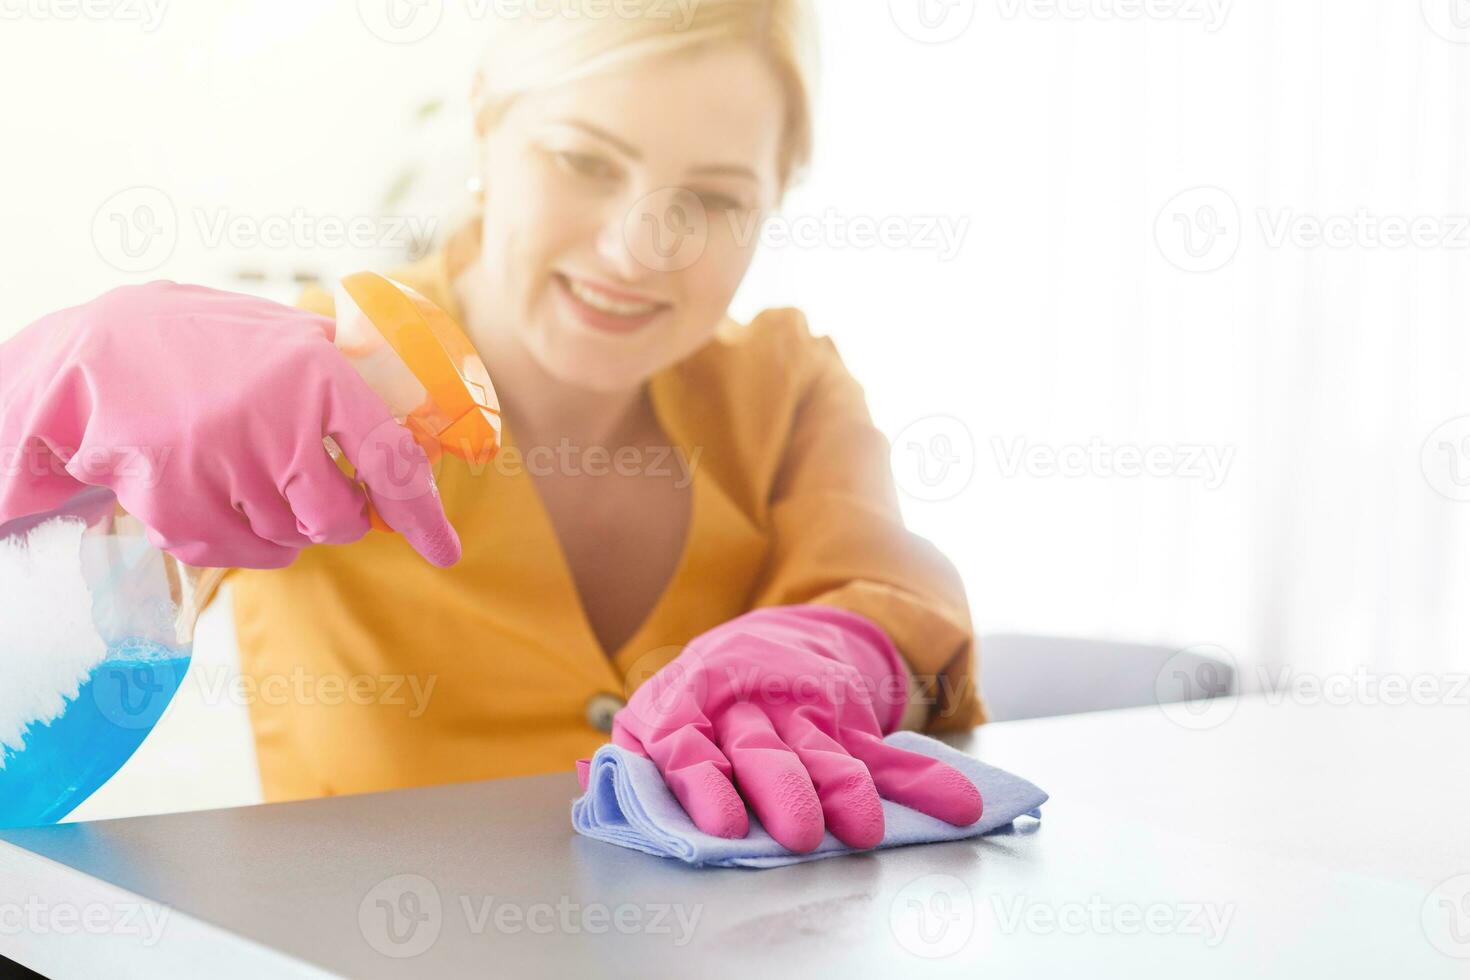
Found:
[565,277,660,317]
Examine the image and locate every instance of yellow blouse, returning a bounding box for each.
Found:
[228,250,986,803]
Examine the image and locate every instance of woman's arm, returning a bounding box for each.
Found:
[749,314,986,732]
[601,313,985,850]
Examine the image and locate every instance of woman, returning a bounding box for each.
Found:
[0,0,985,853]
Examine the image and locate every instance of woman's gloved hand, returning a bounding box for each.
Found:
[0,281,459,568]
[610,605,983,853]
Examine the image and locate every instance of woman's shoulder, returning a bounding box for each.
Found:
[683,305,846,394]
[713,304,820,350]
[653,306,867,452]
[661,306,863,503]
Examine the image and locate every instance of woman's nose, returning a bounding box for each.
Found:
[597,186,709,279]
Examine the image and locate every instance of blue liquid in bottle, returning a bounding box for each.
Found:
[0,639,189,828]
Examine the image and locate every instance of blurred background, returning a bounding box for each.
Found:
[1,0,1467,817]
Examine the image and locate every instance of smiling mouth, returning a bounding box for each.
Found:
[553,273,671,334]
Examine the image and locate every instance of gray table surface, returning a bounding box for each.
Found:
[2,694,1467,979]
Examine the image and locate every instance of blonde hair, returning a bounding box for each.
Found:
[471,0,819,194]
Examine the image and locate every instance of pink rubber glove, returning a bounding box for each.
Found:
[606,605,983,854]
[0,281,459,568]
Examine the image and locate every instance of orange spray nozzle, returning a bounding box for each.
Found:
[332,272,502,534]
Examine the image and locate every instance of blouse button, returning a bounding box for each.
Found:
[584,693,626,733]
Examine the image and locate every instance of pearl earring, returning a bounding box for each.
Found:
[466,175,485,197]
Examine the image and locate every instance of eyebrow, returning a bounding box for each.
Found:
[553,118,761,183]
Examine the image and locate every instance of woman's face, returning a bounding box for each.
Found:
[473,43,786,393]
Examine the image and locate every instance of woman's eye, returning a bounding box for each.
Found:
[697,191,746,213]
[555,151,617,181]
